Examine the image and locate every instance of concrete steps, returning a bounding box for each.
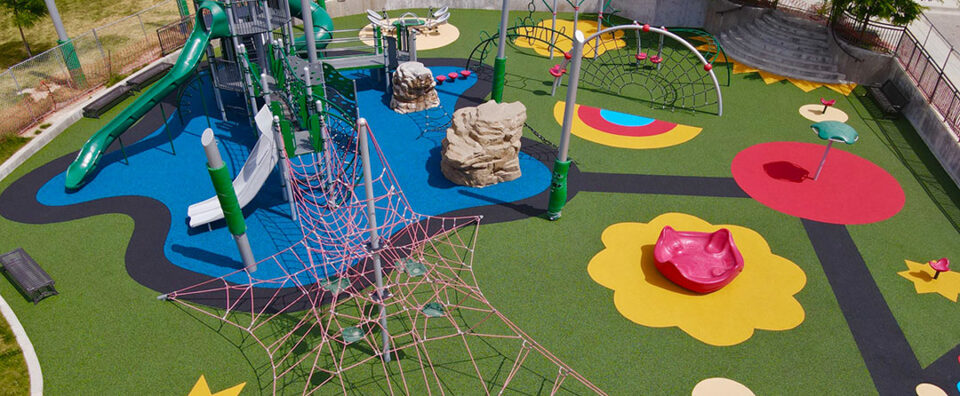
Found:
[719,11,848,84]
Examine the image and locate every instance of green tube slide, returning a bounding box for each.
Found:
[64,1,230,190]
[287,0,334,53]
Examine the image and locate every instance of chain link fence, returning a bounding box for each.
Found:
[0,0,182,137]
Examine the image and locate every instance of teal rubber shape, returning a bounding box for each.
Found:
[287,0,334,53]
[546,159,570,220]
[208,164,246,235]
[491,57,507,103]
[64,1,230,190]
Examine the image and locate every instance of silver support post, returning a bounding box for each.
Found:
[274,116,299,221]
[358,118,391,363]
[813,140,834,181]
[497,0,510,59]
[593,0,603,57]
[91,29,107,60]
[205,45,228,121]
[201,129,258,272]
[549,0,558,59]
[408,29,417,62]
[304,66,313,101]
[238,44,259,123]
[137,14,148,40]
[42,0,69,42]
[557,31,585,162]
[301,0,318,63]
[317,100,335,204]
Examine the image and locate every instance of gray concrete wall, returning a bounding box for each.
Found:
[827,31,897,85]
[890,64,960,187]
[322,0,708,28]
[703,0,767,34]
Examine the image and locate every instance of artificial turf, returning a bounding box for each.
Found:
[0,7,957,394]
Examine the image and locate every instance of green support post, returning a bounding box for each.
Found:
[491,57,507,103]
[202,128,256,271]
[280,118,296,156]
[546,160,570,219]
[59,39,86,88]
[176,0,190,18]
[309,113,322,151]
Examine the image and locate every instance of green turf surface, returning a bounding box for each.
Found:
[0,135,29,165]
[0,8,958,394]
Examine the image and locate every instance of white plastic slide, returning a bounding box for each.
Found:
[188,105,278,228]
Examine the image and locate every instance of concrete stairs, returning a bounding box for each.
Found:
[719,11,848,84]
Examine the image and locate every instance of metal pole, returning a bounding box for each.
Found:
[409,29,417,62]
[813,140,834,180]
[42,0,69,42]
[358,118,392,363]
[549,0,558,60]
[205,45,228,121]
[492,0,511,102]
[301,0,318,63]
[137,15,149,41]
[546,30,584,220]
[594,0,603,57]
[238,44,259,125]
[201,128,258,272]
[274,116,299,221]
[92,29,107,60]
[159,102,175,154]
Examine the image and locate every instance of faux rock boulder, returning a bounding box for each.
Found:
[390,61,440,114]
[441,100,526,187]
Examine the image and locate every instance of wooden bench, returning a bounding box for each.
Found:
[868,80,909,118]
[82,84,133,119]
[0,248,57,304]
[126,62,172,91]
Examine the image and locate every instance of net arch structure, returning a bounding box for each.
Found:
[563,24,724,115]
[159,97,606,394]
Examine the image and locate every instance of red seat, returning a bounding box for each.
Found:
[549,65,564,78]
[635,53,647,61]
[436,75,446,83]
[650,56,662,64]
[460,70,472,78]
[448,72,459,80]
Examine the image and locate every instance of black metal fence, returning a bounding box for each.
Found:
[833,12,905,53]
[158,15,194,56]
[895,27,960,140]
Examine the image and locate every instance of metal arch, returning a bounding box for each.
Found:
[579,24,724,116]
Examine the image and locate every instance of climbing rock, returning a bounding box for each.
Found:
[441,100,526,187]
[390,61,440,114]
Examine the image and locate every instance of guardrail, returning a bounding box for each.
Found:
[158,15,194,56]
[833,12,905,53]
[895,19,960,140]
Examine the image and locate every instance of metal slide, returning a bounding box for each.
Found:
[187,105,277,228]
[64,1,230,189]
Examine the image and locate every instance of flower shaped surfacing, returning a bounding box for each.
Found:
[588,213,806,346]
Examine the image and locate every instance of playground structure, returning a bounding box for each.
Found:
[51,1,609,394]
[654,226,745,294]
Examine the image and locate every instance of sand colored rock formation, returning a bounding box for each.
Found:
[441,100,526,187]
[390,62,440,114]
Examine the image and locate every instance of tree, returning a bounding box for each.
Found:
[0,0,49,57]
[832,0,927,26]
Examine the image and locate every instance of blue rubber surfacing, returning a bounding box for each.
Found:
[35,66,550,286]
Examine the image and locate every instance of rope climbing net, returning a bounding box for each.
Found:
[161,107,604,394]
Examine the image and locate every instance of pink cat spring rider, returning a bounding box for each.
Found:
[653,226,745,293]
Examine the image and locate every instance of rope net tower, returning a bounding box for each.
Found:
[576,24,723,115]
[161,105,604,394]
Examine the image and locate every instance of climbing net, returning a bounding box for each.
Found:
[162,110,603,394]
[577,25,723,114]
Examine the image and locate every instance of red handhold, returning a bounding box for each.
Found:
[564,52,572,60]
[436,75,446,83]
[650,56,662,64]
[642,24,650,32]
[704,63,713,71]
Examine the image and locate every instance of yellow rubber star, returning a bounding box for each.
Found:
[188,375,246,396]
[898,260,960,302]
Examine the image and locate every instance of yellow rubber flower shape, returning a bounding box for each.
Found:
[588,213,806,346]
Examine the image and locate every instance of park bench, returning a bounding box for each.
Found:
[0,248,57,304]
[82,84,133,119]
[126,62,173,91]
[868,80,909,118]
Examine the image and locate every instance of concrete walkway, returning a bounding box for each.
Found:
[0,293,42,395]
